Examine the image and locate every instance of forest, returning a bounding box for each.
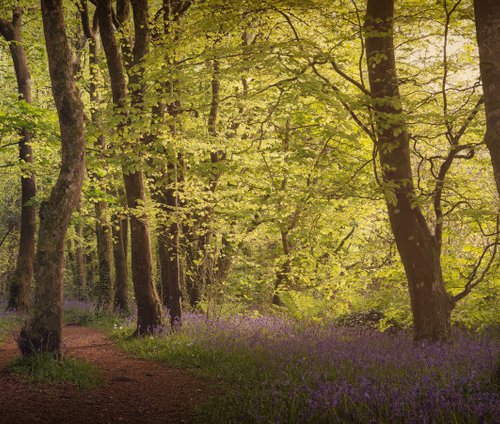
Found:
[0,0,499,422]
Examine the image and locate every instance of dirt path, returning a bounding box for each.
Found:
[0,325,210,424]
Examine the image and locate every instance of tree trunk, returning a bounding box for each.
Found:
[95,201,113,310]
[156,160,184,325]
[147,0,193,324]
[364,0,452,342]
[165,209,183,327]
[85,250,95,297]
[73,209,86,299]
[474,0,500,198]
[272,230,292,306]
[189,59,222,305]
[151,160,184,322]
[113,216,129,313]
[18,0,86,357]
[0,9,37,311]
[158,235,170,309]
[79,0,114,310]
[97,0,162,333]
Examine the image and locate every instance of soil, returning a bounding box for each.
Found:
[0,325,212,424]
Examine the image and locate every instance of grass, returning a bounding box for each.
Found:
[8,354,104,388]
[63,299,130,330]
[0,301,106,389]
[116,330,267,423]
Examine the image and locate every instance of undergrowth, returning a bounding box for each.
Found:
[8,354,103,388]
[0,311,21,345]
[112,313,500,424]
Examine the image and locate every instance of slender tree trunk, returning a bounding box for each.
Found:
[79,0,114,310]
[272,230,292,306]
[148,0,193,324]
[0,9,36,311]
[184,60,222,307]
[85,250,95,297]
[121,215,128,259]
[113,216,129,313]
[474,0,500,198]
[95,201,112,310]
[155,154,184,326]
[97,0,162,333]
[272,119,292,306]
[158,235,170,308]
[166,224,183,325]
[150,158,184,322]
[128,0,163,332]
[18,0,86,356]
[364,0,452,342]
[73,208,86,299]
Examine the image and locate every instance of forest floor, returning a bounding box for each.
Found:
[0,325,211,424]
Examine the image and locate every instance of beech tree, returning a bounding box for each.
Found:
[364,0,453,341]
[363,0,496,341]
[0,7,36,311]
[18,0,86,356]
[97,0,162,334]
[78,0,114,309]
[474,0,500,198]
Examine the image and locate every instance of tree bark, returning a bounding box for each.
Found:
[85,250,95,296]
[148,0,193,324]
[164,178,183,326]
[95,202,113,310]
[185,60,221,307]
[18,0,86,357]
[73,207,86,299]
[97,0,162,333]
[474,0,500,198]
[0,9,36,311]
[158,234,170,309]
[364,0,453,342]
[272,230,292,306]
[113,216,129,313]
[79,0,114,310]
[272,119,292,306]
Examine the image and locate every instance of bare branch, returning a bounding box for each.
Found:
[453,214,500,303]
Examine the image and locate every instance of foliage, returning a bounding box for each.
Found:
[0,0,498,367]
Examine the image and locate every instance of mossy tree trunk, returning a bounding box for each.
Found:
[18,0,86,357]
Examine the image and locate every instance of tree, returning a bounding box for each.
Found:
[18,0,86,356]
[149,0,192,326]
[113,214,129,313]
[364,0,454,341]
[97,0,162,334]
[474,0,500,197]
[0,7,36,311]
[78,0,113,308]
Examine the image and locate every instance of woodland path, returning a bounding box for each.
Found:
[0,325,211,424]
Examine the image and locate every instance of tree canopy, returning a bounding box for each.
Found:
[0,0,498,352]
